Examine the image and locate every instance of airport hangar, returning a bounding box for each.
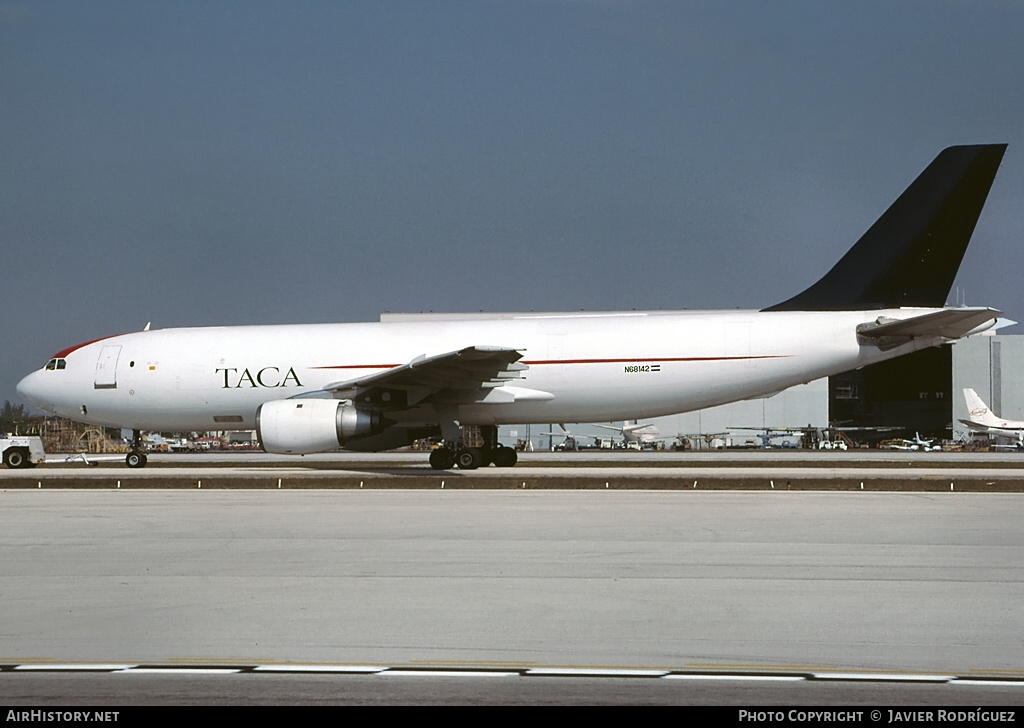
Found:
[501,332,1023,449]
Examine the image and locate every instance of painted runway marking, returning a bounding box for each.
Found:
[3,663,1023,685]
[811,671,953,682]
[117,668,243,675]
[525,667,669,677]
[253,664,386,673]
[381,670,518,678]
[11,663,138,671]
[664,674,804,682]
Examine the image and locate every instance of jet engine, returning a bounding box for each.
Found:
[256,398,385,454]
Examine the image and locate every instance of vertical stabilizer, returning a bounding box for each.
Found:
[766,145,1006,311]
[963,388,1000,426]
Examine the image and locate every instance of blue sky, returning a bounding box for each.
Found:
[3,1,1023,407]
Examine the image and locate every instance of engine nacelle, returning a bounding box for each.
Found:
[256,399,385,454]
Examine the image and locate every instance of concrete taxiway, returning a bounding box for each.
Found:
[1,479,1022,704]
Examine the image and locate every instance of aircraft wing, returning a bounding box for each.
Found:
[856,307,1003,349]
[322,346,536,407]
[831,425,900,432]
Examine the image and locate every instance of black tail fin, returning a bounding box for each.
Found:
[765,144,1007,311]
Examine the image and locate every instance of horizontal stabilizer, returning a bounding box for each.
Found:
[856,307,1001,349]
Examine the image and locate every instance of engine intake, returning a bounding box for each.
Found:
[256,399,385,454]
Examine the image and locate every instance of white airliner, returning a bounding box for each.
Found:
[592,421,663,446]
[960,388,1024,441]
[15,145,1010,470]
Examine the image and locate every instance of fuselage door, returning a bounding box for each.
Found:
[94,345,122,389]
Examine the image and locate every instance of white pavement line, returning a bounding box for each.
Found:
[951,679,1024,687]
[13,664,137,671]
[118,668,243,674]
[812,672,953,682]
[379,670,518,678]
[663,674,805,682]
[526,668,669,677]
[9,662,1018,685]
[254,664,387,673]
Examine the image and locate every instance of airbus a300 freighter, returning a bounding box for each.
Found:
[15,145,1010,469]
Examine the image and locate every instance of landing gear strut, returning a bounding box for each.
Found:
[126,429,148,469]
[428,425,518,470]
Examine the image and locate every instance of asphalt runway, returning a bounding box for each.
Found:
[1,478,1022,705]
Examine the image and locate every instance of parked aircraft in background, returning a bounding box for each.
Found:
[730,424,912,450]
[673,432,733,450]
[728,426,804,449]
[960,388,1024,442]
[15,145,1010,469]
[592,421,664,447]
[540,425,580,451]
[884,432,943,451]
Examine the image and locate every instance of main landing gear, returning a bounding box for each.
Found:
[126,429,148,468]
[429,424,518,470]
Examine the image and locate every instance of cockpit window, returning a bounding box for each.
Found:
[44,358,67,371]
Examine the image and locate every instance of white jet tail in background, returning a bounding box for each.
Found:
[960,388,1024,435]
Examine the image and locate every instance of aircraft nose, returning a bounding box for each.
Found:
[16,369,51,410]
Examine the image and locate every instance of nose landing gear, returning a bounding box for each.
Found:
[126,429,148,468]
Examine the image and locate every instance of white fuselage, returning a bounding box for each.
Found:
[17,308,946,435]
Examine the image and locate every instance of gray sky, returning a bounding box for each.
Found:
[3,1,1023,407]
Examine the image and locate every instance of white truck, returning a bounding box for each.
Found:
[1,434,122,468]
[1,434,45,468]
